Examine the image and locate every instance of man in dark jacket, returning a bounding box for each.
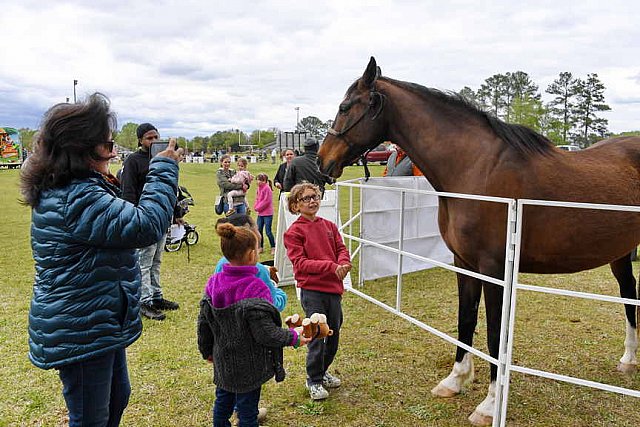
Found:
[283,138,333,194]
[121,123,180,320]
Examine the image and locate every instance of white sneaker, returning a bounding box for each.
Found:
[306,382,329,400]
[322,372,341,388]
[257,407,267,423]
[233,407,267,426]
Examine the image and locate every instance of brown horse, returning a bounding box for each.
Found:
[318,57,640,425]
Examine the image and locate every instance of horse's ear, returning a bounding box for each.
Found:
[376,66,382,79]
[363,56,378,87]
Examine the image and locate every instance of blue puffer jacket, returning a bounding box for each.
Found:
[28,156,179,369]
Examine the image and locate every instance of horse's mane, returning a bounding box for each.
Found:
[379,77,555,156]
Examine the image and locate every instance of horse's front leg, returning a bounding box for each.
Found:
[432,268,481,398]
[610,255,638,373]
[467,281,503,426]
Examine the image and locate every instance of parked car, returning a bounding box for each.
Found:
[351,143,392,165]
[366,144,392,164]
[557,144,580,152]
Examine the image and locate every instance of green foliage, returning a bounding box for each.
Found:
[18,128,37,150]
[510,95,546,132]
[611,130,640,137]
[458,86,479,107]
[249,129,276,148]
[477,73,508,117]
[546,72,577,144]
[297,116,328,139]
[470,70,612,145]
[571,73,611,147]
[116,122,139,150]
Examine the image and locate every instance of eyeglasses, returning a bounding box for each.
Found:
[299,194,320,203]
[104,140,115,152]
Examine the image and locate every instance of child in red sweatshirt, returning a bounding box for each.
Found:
[283,183,351,400]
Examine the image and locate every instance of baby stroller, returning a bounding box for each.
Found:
[165,185,199,253]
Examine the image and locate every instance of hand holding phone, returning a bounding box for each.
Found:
[155,138,184,162]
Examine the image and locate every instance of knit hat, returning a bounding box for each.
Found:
[136,123,157,140]
[303,138,319,148]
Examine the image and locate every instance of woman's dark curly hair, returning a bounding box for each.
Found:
[20,93,117,207]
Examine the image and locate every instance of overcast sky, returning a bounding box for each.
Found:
[1,0,639,138]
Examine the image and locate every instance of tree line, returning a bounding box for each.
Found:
[460,71,612,147]
[15,70,633,153]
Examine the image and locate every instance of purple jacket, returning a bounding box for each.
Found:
[206,264,273,308]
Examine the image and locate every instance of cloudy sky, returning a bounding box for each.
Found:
[1,0,639,138]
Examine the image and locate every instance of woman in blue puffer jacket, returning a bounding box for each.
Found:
[20,93,183,427]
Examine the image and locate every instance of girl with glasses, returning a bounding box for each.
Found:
[283,183,352,401]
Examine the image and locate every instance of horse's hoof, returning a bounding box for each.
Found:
[617,362,637,374]
[431,383,458,398]
[468,410,492,426]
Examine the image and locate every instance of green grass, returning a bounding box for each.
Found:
[2,161,640,426]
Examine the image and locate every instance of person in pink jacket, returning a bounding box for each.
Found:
[253,173,276,254]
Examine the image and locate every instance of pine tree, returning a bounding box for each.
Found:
[545,72,577,144]
[571,73,611,147]
[477,74,509,118]
[504,71,539,122]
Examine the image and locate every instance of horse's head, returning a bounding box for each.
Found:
[318,56,388,178]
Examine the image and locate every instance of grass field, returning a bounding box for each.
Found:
[2,161,640,426]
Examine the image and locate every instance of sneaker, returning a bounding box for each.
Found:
[154,298,180,311]
[225,208,236,217]
[322,372,341,388]
[257,407,267,423]
[305,382,329,400]
[233,407,267,426]
[140,303,166,321]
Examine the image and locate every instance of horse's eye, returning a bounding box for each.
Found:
[339,103,350,114]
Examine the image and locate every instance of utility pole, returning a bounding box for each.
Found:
[295,107,300,131]
[73,80,78,103]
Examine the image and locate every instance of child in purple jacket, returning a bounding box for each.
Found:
[198,222,309,426]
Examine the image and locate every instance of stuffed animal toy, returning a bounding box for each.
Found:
[284,313,333,340]
[284,313,302,328]
[268,266,279,284]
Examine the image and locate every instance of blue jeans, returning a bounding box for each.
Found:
[233,203,247,215]
[213,386,261,427]
[137,236,165,305]
[256,215,275,248]
[58,348,131,427]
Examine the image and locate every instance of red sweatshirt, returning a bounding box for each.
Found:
[283,216,351,295]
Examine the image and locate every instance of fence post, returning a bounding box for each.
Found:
[396,191,406,311]
[494,200,519,426]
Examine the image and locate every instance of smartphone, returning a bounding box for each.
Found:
[149,139,177,158]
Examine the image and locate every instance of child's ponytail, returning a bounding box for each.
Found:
[216,223,257,262]
[257,173,272,190]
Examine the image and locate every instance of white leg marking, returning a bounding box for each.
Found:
[431,353,474,397]
[468,381,495,426]
[617,320,638,373]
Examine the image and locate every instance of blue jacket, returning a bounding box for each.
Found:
[214,257,288,312]
[28,157,179,369]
